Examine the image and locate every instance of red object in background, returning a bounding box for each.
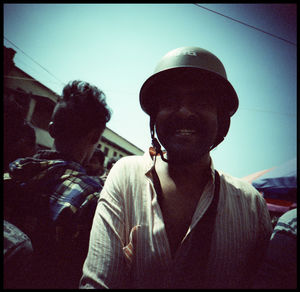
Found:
[241,158,297,216]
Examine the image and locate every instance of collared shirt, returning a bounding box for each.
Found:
[80,150,273,289]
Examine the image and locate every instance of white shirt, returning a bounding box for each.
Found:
[80,150,273,289]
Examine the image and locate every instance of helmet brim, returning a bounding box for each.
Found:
[140,67,238,117]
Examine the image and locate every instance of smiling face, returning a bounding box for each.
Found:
[155,80,218,164]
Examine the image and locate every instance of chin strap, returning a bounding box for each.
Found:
[210,136,224,152]
[150,117,169,163]
[152,137,169,163]
[149,116,226,163]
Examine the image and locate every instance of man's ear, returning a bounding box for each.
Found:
[48,121,56,138]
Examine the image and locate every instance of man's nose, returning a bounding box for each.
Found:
[176,103,195,117]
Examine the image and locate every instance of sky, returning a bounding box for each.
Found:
[3,3,297,178]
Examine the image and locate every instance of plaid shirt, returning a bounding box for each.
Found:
[4,150,103,288]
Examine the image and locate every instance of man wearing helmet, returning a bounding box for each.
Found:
[80,47,273,289]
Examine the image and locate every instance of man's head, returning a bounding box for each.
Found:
[106,157,117,171]
[139,47,238,164]
[4,96,37,170]
[85,149,105,176]
[49,80,111,164]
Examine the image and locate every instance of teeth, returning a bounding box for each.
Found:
[175,129,196,135]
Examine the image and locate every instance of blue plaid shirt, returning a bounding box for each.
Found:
[4,150,103,288]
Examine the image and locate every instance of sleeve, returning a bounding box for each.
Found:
[79,161,131,289]
[245,192,273,287]
[51,191,99,288]
[51,176,101,288]
[258,194,274,253]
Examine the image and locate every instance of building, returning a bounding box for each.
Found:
[99,127,144,165]
[4,46,144,167]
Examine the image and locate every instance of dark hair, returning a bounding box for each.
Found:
[4,96,37,170]
[49,80,111,145]
[92,149,105,165]
[106,157,117,170]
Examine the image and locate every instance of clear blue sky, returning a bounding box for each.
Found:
[4,3,297,177]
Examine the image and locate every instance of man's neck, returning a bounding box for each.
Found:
[157,152,212,184]
[53,145,84,165]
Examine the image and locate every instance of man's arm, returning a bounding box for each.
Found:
[79,167,131,289]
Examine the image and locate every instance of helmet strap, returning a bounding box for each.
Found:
[150,117,169,163]
[209,136,224,151]
[149,115,228,163]
[210,111,230,151]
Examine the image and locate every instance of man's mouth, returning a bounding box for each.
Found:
[175,129,197,136]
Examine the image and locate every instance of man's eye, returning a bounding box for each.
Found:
[196,101,210,106]
[193,98,214,107]
[160,96,176,108]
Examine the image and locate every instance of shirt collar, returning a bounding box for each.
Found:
[144,146,216,183]
[143,147,157,177]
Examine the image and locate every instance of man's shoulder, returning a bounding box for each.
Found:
[4,220,32,253]
[219,171,262,198]
[113,154,152,172]
[103,154,152,188]
[55,169,102,198]
[118,153,149,163]
[273,208,297,237]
